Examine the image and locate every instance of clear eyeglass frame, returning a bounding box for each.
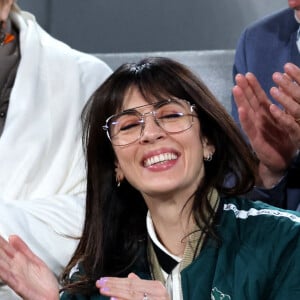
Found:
[102,98,197,146]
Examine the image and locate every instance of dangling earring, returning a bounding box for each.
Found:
[115,167,124,188]
[0,21,15,46]
[115,162,125,187]
[116,175,121,187]
[204,153,213,162]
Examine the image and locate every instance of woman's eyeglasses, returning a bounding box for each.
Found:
[102,98,196,146]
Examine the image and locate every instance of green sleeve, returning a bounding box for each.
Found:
[270,223,300,299]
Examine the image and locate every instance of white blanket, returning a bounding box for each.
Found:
[0,9,112,299]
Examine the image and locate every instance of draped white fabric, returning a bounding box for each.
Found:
[0,9,112,299]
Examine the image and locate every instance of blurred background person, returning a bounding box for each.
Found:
[0,0,111,298]
[231,0,300,211]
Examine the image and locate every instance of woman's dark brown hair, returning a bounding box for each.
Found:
[61,57,256,295]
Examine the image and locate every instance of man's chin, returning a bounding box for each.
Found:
[289,0,300,10]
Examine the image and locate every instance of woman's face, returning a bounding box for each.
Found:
[0,0,13,21]
[113,87,215,202]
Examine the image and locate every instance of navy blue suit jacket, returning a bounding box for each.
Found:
[232,8,300,211]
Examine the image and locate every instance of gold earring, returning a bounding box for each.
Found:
[204,153,213,162]
[116,175,121,187]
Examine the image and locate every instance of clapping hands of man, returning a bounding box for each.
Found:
[233,62,300,188]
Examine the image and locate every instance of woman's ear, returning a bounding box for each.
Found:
[202,137,215,161]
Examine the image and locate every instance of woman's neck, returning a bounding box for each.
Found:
[146,196,194,257]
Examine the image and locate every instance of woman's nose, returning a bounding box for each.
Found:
[139,114,166,144]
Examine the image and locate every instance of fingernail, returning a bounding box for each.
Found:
[273,72,282,81]
[270,87,280,96]
[285,62,296,71]
[96,277,107,286]
[269,103,278,112]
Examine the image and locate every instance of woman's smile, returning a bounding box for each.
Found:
[142,149,179,169]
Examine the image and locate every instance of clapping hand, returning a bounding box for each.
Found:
[269,63,300,150]
[0,235,59,300]
[232,70,298,188]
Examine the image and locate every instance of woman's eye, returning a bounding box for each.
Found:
[120,120,141,131]
[160,112,183,119]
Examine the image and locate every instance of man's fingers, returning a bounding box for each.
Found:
[244,72,271,110]
[270,87,300,116]
[9,235,43,266]
[273,68,300,104]
[269,104,300,148]
[284,63,300,88]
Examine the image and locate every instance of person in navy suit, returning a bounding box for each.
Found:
[232,2,300,211]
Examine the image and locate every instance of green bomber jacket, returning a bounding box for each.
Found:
[61,197,300,300]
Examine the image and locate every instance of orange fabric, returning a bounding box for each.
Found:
[2,33,15,45]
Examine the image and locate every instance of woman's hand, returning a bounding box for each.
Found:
[0,234,59,300]
[96,272,170,300]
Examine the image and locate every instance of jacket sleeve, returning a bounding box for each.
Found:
[249,152,300,211]
[271,218,300,299]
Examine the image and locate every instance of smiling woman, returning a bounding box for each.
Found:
[1,57,300,300]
